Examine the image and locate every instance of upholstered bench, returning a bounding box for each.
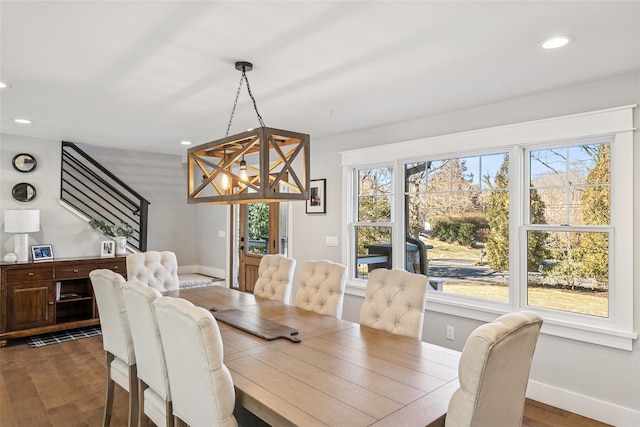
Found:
[178,274,223,289]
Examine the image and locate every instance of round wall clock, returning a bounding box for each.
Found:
[12,153,37,173]
[12,182,37,202]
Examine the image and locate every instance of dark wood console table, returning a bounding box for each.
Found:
[0,255,127,346]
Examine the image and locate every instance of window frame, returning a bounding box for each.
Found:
[349,163,397,282]
[341,105,636,350]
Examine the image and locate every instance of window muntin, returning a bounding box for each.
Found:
[405,153,510,301]
[354,167,394,279]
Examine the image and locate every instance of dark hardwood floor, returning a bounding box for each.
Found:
[0,335,610,427]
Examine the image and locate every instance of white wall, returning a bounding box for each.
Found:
[290,72,640,426]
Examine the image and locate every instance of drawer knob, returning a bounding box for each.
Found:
[49,301,55,305]
[28,272,34,276]
[73,269,79,273]
[113,266,119,270]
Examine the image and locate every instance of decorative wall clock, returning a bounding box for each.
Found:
[12,153,37,173]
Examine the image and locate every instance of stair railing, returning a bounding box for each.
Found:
[60,141,150,251]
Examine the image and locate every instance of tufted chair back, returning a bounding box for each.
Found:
[253,254,296,303]
[121,280,173,427]
[89,269,138,427]
[126,251,179,292]
[446,311,542,427]
[153,297,237,427]
[294,260,347,318]
[359,268,428,340]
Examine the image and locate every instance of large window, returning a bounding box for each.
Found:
[405,153,510,301]
[342,106,635,350]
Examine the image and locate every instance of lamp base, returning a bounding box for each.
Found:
[14,233,30,262]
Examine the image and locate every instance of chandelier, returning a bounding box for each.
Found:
[187,61,310,204]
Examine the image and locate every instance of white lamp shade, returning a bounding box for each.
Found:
[4,209,40,233]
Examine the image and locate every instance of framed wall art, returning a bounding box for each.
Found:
[306,179,326,214]
[31,244,54,262]
[101,240,115,257]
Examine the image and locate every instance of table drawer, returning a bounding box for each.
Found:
[95,259,127,277]
[6,266,54,283]
[56,264,96,280]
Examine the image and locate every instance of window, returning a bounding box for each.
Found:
[405,154,510,301]
[353,166,393,279]
[341,106,635,350]
[525,142,611,317]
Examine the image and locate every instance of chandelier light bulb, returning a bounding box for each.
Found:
[221,173,230,190]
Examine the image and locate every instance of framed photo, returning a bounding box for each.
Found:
[306,179,326,214]
[101,240,115,257]
[31,244,54,262]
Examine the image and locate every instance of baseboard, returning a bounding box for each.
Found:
[527,380,640,426]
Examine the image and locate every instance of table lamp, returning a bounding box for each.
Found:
[4,209,40,262]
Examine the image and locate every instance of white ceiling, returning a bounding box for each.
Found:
[1,1,638,156]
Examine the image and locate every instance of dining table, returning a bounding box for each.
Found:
[164,285,461,427]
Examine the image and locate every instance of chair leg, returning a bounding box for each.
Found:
[127,364,139,427]
[138,379,147,427]
[103,352,115,427]
[165,400,174,427]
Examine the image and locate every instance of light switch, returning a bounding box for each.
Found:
[325,236,339,247]
[218,230,226,238]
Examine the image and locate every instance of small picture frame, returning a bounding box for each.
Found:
[306,179,326,214]
[31,244,54,262]
[101,240,115,257]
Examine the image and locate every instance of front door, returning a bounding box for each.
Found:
[233,202,288,293]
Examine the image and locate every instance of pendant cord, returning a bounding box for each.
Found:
[225,74,244,137]
[224,66,265,137]
[243,71,266,128]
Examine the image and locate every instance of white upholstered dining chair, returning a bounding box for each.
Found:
[252,254,295,303]
[445,311,543,427]
[359,268,428,340]
[294,260,347,318]
[89,269,138,427]
[121,280,173,427]
[153,296,238,427]
[126,251,179,291]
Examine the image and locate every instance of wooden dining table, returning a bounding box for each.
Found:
[164,285,461,427]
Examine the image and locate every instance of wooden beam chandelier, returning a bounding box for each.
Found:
[188,61,310,204]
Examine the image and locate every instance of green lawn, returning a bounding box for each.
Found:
[423,238,482,261]
[443,283,608,317]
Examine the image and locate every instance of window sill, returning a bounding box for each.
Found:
[345,281,637,351]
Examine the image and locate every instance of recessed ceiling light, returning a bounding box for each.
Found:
[14,118,32,124]
[180,140,192,145]
[0,82,7,88]
[542,35,573,49]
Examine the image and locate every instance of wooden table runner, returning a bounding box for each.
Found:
[210,308,301,342]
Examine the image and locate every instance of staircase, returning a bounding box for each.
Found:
[60,141,150,251]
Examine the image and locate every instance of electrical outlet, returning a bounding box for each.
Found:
[446,326,455,340]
